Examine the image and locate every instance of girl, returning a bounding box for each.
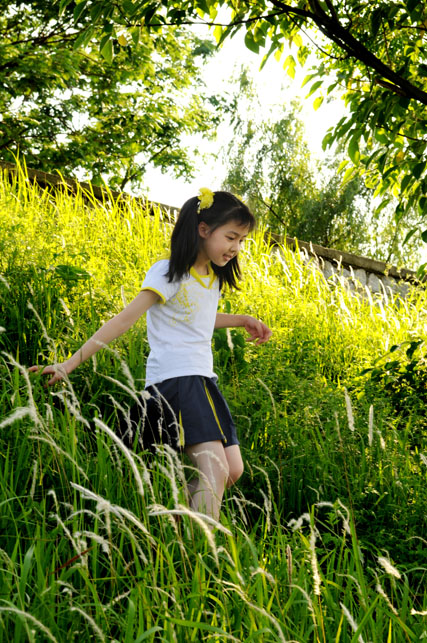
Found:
[29,189,272,521]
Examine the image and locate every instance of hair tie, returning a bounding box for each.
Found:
[197,187,214,213]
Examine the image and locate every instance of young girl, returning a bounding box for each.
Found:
[29,189,272,521]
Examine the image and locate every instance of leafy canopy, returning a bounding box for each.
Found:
[58,0,427,263]
[0,0,221,189]
[221,70,423,266]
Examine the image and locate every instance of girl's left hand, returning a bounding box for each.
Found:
[243,315,272,345]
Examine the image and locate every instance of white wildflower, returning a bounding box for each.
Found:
[341,603,365,643]
[378,556,401,579]
[344,388,355,432]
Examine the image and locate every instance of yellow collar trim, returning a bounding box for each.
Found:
[190,263,216,289]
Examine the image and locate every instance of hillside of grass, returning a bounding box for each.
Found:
[1,166,426,641]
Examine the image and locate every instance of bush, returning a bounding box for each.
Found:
[362,339,427,436]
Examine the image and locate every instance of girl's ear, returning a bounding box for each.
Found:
[198,222,211,238]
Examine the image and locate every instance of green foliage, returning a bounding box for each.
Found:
[1,167,427,640]
[362,339,427,435]
[213,328,248,384]
[222,71,379,255]
[221,70,425,265]
[0,1,222,190]
[63,0,427,255]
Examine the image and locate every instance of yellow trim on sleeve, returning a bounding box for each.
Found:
[141,287,165,304]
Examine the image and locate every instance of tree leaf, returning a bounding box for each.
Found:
[395,202,406,222]
[283,54,296,78]
[403,229,417,245]
[59,0,74,16]
[413,161,426,180]
[342,166,357,184]
[305,79,322,98]
[123,1,139,18]
[73,0,88,24]
[90,4,105,23]
[322,131,334,150]
[327,81,338,95]
[213,24,223,44]
[374,198,391,216]
[196,0,210,14]
[260,40,278,70]
[99,33,110,51]
[416,262,427,279]
[130,26,141,46]
[143,3,161,24]
[400,174,413,193]
[419,197,427,216]
[348,134,360,165]
[289,33,303,48]
[244,31,260,54]
[313,96,324,111]
[73,27,94,50]
[406,0,421,13]
[100,37,113,63]
[301,73,316,88]
[374,128,389,144]
[370,8,383,37]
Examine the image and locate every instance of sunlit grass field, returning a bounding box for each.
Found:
[1,164,426,641]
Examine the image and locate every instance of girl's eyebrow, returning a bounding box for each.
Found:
[228,230,248,238]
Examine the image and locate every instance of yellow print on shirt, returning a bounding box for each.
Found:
[171,284,199,324]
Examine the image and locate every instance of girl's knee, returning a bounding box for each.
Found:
[227,460,244,487]
[190,445,230,491]
[225,445,244,487]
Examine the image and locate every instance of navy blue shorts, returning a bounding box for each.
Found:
[118,375,239,452]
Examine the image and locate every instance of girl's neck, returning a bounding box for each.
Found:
[192,254,210,276]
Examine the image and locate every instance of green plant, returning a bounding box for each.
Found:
[362,339,427,433]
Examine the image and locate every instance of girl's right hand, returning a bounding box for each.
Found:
[28,362,71,386]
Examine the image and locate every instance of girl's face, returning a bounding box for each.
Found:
[197,219,250,267]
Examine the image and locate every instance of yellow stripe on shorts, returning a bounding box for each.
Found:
[203,380,227,444]
[178,410,185,448]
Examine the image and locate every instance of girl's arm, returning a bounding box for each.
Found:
[29,289,159,386]
[215,313,272,345]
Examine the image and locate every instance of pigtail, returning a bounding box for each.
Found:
[167,197,200,283]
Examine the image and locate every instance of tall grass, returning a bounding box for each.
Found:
[1,165,426,641]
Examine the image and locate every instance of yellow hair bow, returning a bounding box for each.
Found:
[198,187,214,212]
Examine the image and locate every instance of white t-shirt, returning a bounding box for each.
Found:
[141,259,220,386]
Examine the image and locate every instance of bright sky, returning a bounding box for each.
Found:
[143,31,347,208]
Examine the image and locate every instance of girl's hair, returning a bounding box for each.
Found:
[167,191,255,290]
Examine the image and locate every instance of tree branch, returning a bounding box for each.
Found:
[146,9,304,30]
[267,0,427,106]
[255,193,287,228]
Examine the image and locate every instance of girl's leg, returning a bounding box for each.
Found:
[185,442,244,520]
[224,444,244,488]
[185,440,229,521]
